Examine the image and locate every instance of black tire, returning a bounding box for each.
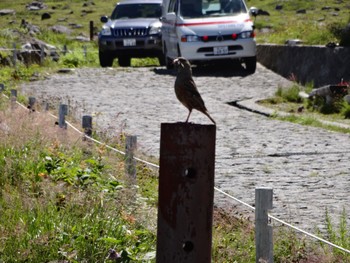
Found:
[164,44,173,69]
[99,51,114,67]
[158,54,166,66]
[118,56,131,67]
[244,56,257,74]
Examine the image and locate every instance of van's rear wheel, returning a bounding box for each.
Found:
[164,44,173,69]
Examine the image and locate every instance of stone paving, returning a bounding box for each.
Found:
[20,63,350,234]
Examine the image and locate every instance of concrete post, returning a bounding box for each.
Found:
[255,187,273,263]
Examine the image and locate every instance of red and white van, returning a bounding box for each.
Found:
[161,0,257,72]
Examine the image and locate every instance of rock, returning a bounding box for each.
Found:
[74,36,90,42]
[26,1,47,11]
[19,38,60,65]
[0,9,16,16]
[41,12,51,20]
[49,25,72,35]
[296,9,306,14]
[321,6,331,10]
[20,19,41,35]
[275,5,283,11]
[68,23,83,29]
[257,9,270,16]
[57,68,75,73]
[344,95,350,104]
[285,39,303,46]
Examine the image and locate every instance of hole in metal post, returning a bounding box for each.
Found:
[184,168,196,179]
[182,241,194,252]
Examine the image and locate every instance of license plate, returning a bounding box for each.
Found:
[123,39,136,46]
[213,46,228,55]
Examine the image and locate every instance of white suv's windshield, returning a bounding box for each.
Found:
[180,0,247,18]
[112,3,162,19]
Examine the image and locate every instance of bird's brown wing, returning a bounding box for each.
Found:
[183,78,208,113]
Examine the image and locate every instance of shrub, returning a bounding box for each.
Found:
[328,17,350,47]
[275,84,303,103]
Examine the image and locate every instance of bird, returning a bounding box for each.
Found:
[173,57,216,125]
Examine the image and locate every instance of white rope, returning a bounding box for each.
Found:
[0,47,99,53]
[214,186,350,254]
[2,91,350,254]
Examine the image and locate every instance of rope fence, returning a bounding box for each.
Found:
[1,89,350,256]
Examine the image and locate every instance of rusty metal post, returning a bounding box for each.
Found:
[156,123,216,263]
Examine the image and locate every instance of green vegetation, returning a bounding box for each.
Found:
[260,82,350,133]
[248,0,350,45]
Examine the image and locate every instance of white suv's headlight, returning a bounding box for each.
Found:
[149,21,162,35]
[101,26,112,36]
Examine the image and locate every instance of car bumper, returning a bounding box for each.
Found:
[98,35,163,57]
[178,38,256,61]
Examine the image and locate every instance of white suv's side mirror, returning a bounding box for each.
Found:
[249,7,259,17]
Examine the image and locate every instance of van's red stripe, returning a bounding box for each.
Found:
[176,19,251,27]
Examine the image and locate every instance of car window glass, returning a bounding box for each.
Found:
[112,4,162,19]
[180,0,246,18]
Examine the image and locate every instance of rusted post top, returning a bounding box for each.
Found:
[156,122,216,263]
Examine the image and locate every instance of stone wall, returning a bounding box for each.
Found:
[257,44,350,87]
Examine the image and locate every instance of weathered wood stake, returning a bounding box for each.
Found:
[58,104,68,129]
[125,135,137,182]
[12,43,17,67]
[10,89,17,109]
[40,44,45,65]
[89,21,94,41]
[82,115,92,138]
[156,123,216,263]
[255,187,273,263]
[28,97,36,111]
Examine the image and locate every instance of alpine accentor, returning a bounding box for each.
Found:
[173,57,216,125]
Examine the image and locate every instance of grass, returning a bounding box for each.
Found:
[259,82,350,133]
[247,0,350,45]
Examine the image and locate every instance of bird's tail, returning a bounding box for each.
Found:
[205,111,216,125]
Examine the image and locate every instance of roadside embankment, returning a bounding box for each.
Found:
[257,44,350,87]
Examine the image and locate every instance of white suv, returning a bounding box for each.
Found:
[161,0,257,73]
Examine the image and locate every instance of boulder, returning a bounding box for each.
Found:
[26,1,47,11]
[19,39,60,65]
[0,9,16,16]
[49,25,72,35]
[41,12,51,20]
[296,9,306,14]
[275,5,283,11]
